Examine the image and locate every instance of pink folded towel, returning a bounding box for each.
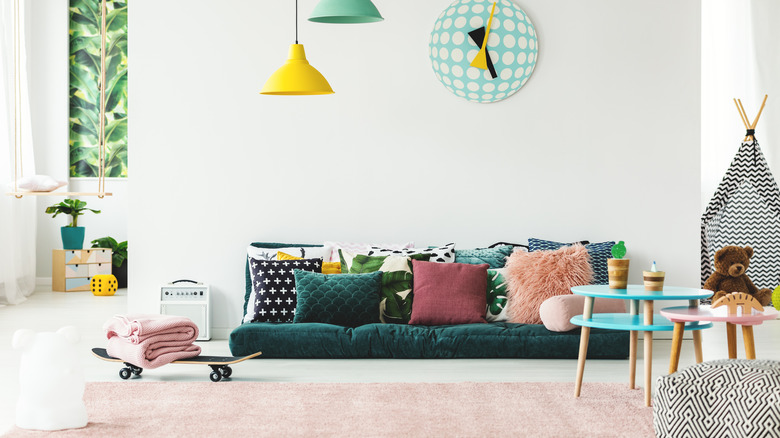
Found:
[104,314,201,369]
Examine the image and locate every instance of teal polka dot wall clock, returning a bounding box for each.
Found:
[429,0,538,103]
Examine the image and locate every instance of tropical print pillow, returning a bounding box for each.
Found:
[339,250,429,324]
[486,268,510,322]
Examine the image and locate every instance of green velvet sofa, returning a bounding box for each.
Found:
[230,241,629,359]
[229,322,628,359]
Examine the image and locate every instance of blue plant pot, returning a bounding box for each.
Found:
[61,227,85,250]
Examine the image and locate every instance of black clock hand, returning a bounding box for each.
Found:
[468,27,498,79]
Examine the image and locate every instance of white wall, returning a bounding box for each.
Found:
[130,0,702,336]
[29,1,128,279]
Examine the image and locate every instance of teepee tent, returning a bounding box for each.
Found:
[701,95,780,291]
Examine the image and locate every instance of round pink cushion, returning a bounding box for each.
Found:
[539,294,627,332]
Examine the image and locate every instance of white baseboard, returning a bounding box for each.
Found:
[36,277,52,286]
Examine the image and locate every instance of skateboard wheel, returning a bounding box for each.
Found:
[209,371,222,382]
[132,367,143,376]
[119,368,131,380]
[221,366,232,378]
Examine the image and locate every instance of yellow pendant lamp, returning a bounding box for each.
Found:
[261,0,333,95]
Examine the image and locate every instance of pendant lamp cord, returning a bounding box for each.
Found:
[295,0,299,44]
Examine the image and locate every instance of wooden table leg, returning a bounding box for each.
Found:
[669,322,684,374]
[688,299,703,364]
[726,322,737,359]
[574,296,594,397]
[629,300,639,389]
[643,301,654,407]
[692,330,703,363]
[742,325,756,359]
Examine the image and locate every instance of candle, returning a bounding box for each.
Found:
[651,261,657,272]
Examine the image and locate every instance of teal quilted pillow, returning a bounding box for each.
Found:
[293,270,382,327]
[455,246,514,268]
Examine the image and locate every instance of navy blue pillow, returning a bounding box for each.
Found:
[528,238,614,285]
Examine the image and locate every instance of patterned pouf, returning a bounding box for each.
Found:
[653,360,780,437]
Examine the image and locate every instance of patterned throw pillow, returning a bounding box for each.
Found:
[293,270,382,327]
[528,238,613,285]
[323,241,414,263]
[243,258,322,323]
[244,242,325,318]
[455,246,514,268]
[339,250,429,324]
[278,251,341,274]
[367,243,456,263]
[486,268,510,322]
[247,244,331,262]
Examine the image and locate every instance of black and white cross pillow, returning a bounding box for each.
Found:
[243,258,323,323]
[367,243,456,263]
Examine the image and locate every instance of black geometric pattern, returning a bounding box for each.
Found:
[701,141,780,293]
[653,360,780,438]
[243,258,322,323]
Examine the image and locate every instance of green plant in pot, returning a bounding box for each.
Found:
[45,199,100,250]
[91,237,128,288]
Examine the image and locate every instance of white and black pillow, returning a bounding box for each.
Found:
[368,243,456,263]
[247,244,331,262]
[243,258,323,323]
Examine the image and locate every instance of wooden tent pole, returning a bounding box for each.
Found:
[734,98,750,130]
[751,94,768,129]
[737,99,751,141]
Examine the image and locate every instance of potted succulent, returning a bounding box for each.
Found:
[91,237,128,288]
[607,241,629,289]
[45,199,100,250]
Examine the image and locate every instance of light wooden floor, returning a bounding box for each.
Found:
[1,286,778,433]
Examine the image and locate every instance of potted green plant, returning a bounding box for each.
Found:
[91,237,128,288]
[44,199,100,250]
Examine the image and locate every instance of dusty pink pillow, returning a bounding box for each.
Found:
[409,260,489,325]
[539,294,627,332]
[504,244,593,324]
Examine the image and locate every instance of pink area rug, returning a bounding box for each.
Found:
[6,381,654,437]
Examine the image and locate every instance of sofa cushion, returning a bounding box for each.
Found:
[504,245,593,324]
[409,260,489,325]
[229,322,630,359]
[244,242,324,317]
[339,251,429,324]
[486,268,510,322]
[324,241,414,263]
[293,270,382,327]
[278,251,341,274]
[368,243,456,264]
[528,238,614,285]
[539,294,627,332]
[455,246,514,268]
[244,258,322,323]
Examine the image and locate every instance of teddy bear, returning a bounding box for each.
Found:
[704,245,772,306]
[12,326,88,431]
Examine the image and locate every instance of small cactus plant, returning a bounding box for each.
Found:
[773,286,780,310]
[611,241,627,259]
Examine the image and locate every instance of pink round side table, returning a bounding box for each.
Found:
[660,305,779,373]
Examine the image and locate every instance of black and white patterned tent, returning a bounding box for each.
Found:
[701,96,780,290]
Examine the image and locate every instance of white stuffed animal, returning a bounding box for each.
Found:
[12,326,88,431]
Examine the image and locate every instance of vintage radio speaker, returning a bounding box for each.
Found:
[160,280,210,341]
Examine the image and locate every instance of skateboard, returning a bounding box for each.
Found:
[91,348,262,382]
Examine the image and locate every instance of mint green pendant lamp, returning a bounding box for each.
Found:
[309,0,384,23]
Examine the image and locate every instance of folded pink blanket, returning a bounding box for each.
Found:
[104,314,201,369]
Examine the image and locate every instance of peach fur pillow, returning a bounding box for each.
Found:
[504,244,594,324]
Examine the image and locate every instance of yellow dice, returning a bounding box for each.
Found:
[91,274,118,296]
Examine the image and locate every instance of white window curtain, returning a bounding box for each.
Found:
[0,0,37,305]
[701,0,780,210]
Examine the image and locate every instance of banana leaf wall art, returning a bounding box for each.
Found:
[69,0,127,178]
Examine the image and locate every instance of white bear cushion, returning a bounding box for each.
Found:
[13,326,88,431]
[16,175,67,192]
